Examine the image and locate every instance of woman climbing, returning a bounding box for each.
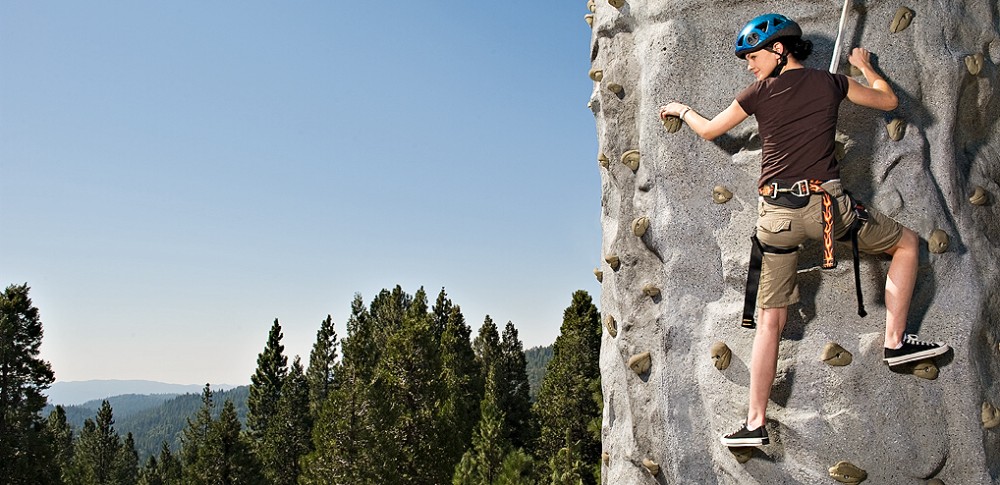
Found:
[658,13,950,447]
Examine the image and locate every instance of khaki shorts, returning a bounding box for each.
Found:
[756,180,904,308]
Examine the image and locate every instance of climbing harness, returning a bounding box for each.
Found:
[741,180,869,329]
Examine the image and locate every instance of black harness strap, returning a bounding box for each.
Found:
[837,195,869,318]
[742,235,797,329]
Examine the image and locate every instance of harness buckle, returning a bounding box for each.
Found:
[768,182,779,198]
[789,179,811,197]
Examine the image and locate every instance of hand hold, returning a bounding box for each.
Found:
[983,401,1000,429]
[606,82,624,95]
[608,0,624,9]
[594,268,604,282]
[829,461,868,484]
[729,446,753,463]
[587,0,596,13]
[642,458,660,475]
[713,186,733,204]
[602,451,610,465]
[642,284,661,298]
[970,186,989,205]
[928,229,949,254]
[632,216,649,237]
[662,115,682,133]
[605,254,620,270]
[628,351,651,375]
[912,359,938,380]
[710,341,732,370]
[890,7,914,33]
[598,152,610,169]
[965,53,984,76]
[820,342,853,366]
[887,118,906,141]
[621,150,640,172]
[589,67,604,82]
[605,315,618,337]
[585,13,595,27]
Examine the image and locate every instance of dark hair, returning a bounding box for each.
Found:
[771,36,813,60]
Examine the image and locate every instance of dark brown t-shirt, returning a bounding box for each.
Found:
[735,68,849,187]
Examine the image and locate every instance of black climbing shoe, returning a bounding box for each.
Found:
[883,334,949,366]
[720,423,769,447]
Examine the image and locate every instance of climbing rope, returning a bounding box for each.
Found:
[829,0,852,73]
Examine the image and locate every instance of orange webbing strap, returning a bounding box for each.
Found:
[816,183,836,270]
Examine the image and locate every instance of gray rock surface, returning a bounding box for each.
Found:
[589,1,1000,483]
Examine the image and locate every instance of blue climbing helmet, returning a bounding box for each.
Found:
[734,13,802,59]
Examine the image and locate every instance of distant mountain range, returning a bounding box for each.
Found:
[46,380,240,406]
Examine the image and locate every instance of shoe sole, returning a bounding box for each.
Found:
[720,437,769,447]
[884,344,950,366]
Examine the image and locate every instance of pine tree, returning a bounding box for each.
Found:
[300,294,378,485]
[436,295,482,476]
[138,442,181,485]
[472,316,501,383]
[179,384,214,475]
[0,284,56,484]
[247,318,289,482]
[533,291,601,485]
[305,315,338,418]
[207,400,261,485]
[497,321,534,450]
[46,405,75,484]
[263,357,311,485]
[70,400,136,485]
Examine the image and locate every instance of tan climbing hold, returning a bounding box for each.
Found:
[983,401,1000,429]
[912,359,938,380]
[628,351,651,375]
[587,0,596,13]
[730,447,753,463]
[632,216,649,237]
[604,315,618,337]
[928,229,949,254]
[890,7,914,33]
[589,67,604,82]
[820,342,853,366]
[849,65,862,77]
[970,186,989,205]
[621,149,640,172]
[713,185,733,204]
[887,118,906,141]
[829,461,868,484]
[710,342,732,370]
[585,13,595,27]
[662,115,682,133]
[598,152,610,169]
[606,82,624,95]
[601,451,610,466]
[965,53,984,76]
[642,284,660,299]
[608,0,624,9]
[594,268,603,283]
[605,254,621,270]
[642,458,660,476]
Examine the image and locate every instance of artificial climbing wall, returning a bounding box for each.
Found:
[588,0,1000,483]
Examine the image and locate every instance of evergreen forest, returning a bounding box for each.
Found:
[1,283,603,484]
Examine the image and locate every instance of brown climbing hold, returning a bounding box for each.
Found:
[605,255,621,270]
[621,150,640,172]
[589,67,604,82]
[887,118,906,141]
[890,7,914,33]
[587,0,596,13]
[965,53,984,76]
[632,216,649,237]
[601,451,610,466]
[585,13,595,27]
[730,447,753,463]
[628,351,651,375]
[912,359,938,380]
[598,152,610,169]
[821,342,853,366]
[970,186,989,205]
[713,186,733,204]
[710,342,732,370]
[662,115,682,133]
[849,65,863,77]
[594,268,603,283]
[829,461,868,484]
[608,0,624,9]
[642,458,660,476]
[928,229,949,254]
[983,401,1000,429]
[606,82,624,95]
[642,284,661,298]
[604,315,618,337]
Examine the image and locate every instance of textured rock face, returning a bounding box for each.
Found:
[590,1,1000,483]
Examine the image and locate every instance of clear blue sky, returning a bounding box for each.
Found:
[1,2,601,385]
